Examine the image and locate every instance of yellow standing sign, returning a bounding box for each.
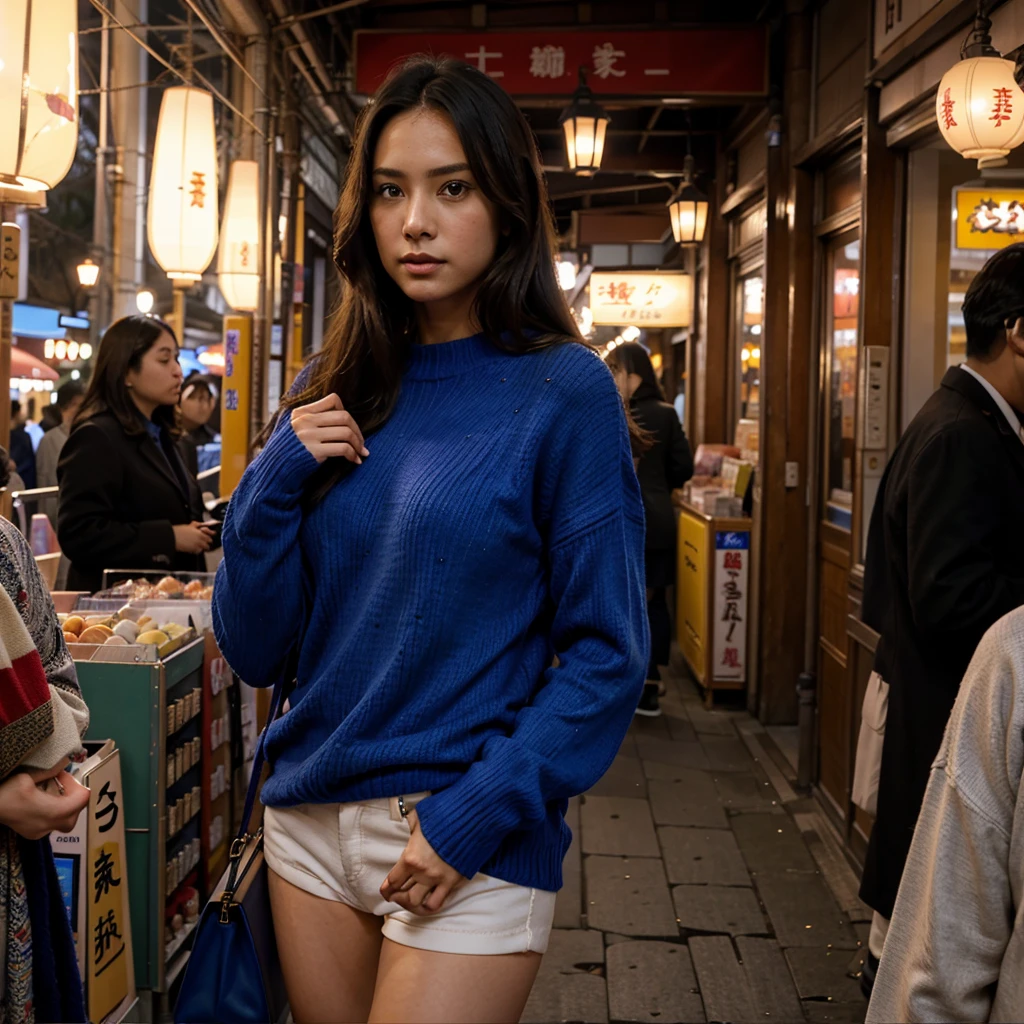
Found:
[85,752,133,1024]
[221,315,252,496]
[677,511,707,683]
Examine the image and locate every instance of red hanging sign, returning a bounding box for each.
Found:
[354,28,768,98]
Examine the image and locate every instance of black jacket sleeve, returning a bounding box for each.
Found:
[57,422,176,570]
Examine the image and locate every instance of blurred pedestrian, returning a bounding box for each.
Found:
[36,381,84,492]
[858,241,1024,993]
[39,403,63,434]
[612,342,693,716]
[57,315,212,594]
[177,375,218,479]
[866,608,1024,1022]
[9,402,35,492]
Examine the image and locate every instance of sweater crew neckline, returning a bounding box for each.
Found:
[404,331,505,381]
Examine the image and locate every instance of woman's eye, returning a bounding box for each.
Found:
[441,181,469,198]
[378,184,402,198]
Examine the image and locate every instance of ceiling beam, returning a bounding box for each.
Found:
[575,210,671,245]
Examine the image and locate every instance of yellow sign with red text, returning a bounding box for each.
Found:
[955,188,1024,251]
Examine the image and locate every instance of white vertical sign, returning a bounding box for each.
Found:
[713,530,749,683]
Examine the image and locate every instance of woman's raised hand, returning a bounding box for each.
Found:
[290,394,369,466]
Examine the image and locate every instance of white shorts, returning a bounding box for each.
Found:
[263,792,556,956]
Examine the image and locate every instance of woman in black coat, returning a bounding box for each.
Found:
[612,343,694,716]
[57,316,214,594]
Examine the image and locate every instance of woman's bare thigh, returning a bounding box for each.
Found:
[368,937,542,1024]
[268,868,384,1024]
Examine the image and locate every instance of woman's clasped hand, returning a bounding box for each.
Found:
[290,393,370,466]
[0,760,90,841]
[379,808,465,915]
[173,521,216,554]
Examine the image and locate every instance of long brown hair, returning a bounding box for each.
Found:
[74,314,181,436]
[274,55,595,502]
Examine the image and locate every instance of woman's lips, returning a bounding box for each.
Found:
[401,260,444,276]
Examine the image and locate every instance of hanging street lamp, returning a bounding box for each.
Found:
[668,155,709,246]
[218,160,261,312]
[936,0,1024,169]
[559,68,611,177]
[76,258,99,289]
[0,0,79,195]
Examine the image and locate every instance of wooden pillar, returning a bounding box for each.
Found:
[695,144,731,448]
[853,88,899,552]
[752,2,814,724]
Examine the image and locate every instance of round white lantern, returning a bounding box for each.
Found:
[0,0,79,192]
[218,160,261,312]
[936,4,1024,170]
[148,86,219,282]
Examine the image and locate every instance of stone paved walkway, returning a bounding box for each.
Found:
[523,664,871,1024]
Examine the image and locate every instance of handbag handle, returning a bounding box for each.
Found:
[237,672,288,840]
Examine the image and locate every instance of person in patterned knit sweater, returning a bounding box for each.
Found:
[0,447,90,1024]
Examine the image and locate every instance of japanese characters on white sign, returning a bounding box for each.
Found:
[712,531,749,683]
[590,271,692,327]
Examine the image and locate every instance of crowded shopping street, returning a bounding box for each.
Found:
[6,0,1024,1022]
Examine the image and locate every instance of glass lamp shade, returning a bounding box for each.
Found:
[0,0,79,192]
[148,86,219,282]
[668,182,710,245]
[561,115,609,176]
[937,56,1024,167]
[218,160,261,311]
[559,70,611,176]
[76,258,99,288]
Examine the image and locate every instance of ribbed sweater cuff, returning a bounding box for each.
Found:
[251,417,321,499]
[415,755,525,881]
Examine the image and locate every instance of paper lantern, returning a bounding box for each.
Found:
[0,0,79,192]
[559,68,610,177]
[148,87,219,282]
[936,6,1024,169]
[668,155,709,245]
[218,160,261,311]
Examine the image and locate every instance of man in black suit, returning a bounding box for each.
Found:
[859,241,1024,991]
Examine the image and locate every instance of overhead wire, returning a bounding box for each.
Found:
[84,0,266,139]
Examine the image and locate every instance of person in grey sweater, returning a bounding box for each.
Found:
[866,607,1024,1022]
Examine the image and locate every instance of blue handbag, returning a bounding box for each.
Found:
[175,679,289,1024]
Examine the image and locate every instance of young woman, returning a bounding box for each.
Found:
[57,316,213,594]
[212,56,648,1024]
[611,343,693,717]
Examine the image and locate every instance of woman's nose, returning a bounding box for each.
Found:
[403,193,435,241]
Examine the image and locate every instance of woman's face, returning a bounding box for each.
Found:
[369,108,503,316]
[180,387,215,430]
[125,331,183,409]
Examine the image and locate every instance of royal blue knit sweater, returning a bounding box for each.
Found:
[212,332,649,891]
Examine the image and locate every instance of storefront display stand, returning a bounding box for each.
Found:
[676,502,753,708]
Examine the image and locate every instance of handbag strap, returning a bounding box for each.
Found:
[237,674,287,839]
